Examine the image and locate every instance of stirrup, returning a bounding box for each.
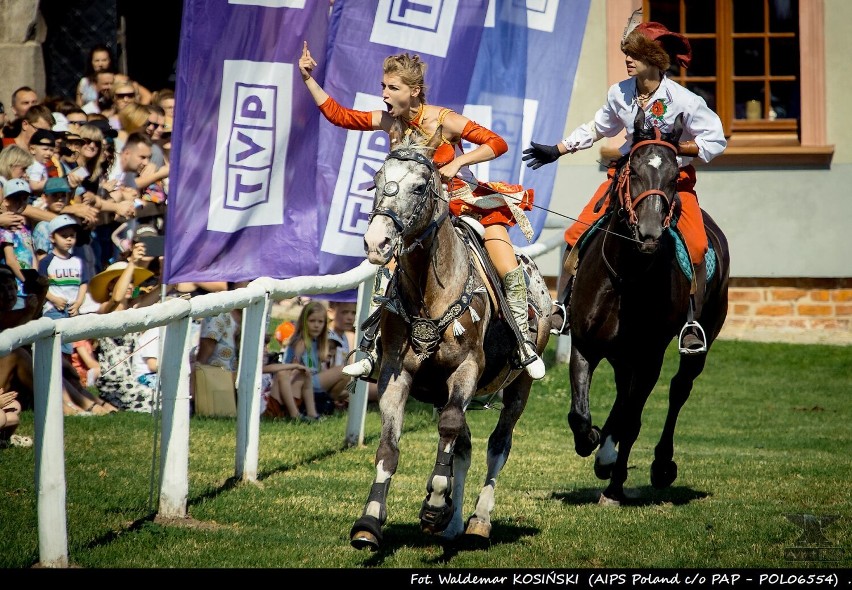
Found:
[678,321,707,355]
[549,301,568,336]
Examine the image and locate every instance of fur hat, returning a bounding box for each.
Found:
[622,22,692,70]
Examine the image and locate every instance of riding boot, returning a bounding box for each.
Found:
[342,336,380,379]
[679,260,708,354]
[503,265,546,380]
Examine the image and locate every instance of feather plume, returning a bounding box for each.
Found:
[622,8,643,44]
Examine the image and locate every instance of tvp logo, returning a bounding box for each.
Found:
[371,0,459,57]
[209,60,291,232]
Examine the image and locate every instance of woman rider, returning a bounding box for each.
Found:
[299,42,545,379]
[522,21,726,353]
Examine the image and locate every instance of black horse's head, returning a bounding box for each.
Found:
[364,121,443,265]
[615,109,684,254]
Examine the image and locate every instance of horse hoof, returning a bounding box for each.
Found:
[419,499,454,535]
[350,530,380,551]
[350,516,383,551]
[574,427,601,458]
[598,493,621,507]
[464,517,492,539]
[650,459,678,489]
[594,457,613,480]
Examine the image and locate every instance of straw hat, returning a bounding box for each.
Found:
[88,261,154,303]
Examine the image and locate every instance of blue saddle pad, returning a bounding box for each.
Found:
[667,228,716,282]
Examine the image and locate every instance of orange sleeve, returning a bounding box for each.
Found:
[461,120,508,158]
[318,97,374,131]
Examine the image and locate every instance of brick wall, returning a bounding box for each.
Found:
[545,276,852,346]
[721,279,852,345]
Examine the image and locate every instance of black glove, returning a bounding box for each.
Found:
[522,142,562,169]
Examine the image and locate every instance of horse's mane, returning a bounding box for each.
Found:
[389,118,438,160]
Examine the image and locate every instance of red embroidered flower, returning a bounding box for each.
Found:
[650,99,666,118]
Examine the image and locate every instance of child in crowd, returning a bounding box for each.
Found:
[327,300,378,405]
[26,129,56,197]
[38,214,90,354]
[0,178,36,300]
[282,300,351,416]
[259,328,316,421]
[32,176,73,262]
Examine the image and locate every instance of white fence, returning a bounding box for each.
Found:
[0,230,566,567]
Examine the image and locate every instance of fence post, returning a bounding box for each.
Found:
[235,292,269,480]
[32,333,69,567]
[344,275,374,447]
[157,316,192,519]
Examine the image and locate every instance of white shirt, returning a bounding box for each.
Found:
[132,327,161,379]
[562,75,727,167]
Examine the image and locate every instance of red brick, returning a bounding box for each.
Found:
[832,289,852,302]
[729,289,762,302]
[809,290,831,302]
[797,304,834,317]
[755,304,794,316]
[836,304,852,316]
[770,288,807,301]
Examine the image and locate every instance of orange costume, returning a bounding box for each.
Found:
[318,98,535,240]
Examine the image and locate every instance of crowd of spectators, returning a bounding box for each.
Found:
[0,45,363,437]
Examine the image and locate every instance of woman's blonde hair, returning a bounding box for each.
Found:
[0,144,35,179]
[117,102,150,133]
[383,53,428,104]
[77,123,107,181]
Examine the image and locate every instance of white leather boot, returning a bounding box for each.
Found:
[503,266,545,380]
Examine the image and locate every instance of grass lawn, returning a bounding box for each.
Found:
[1,339,850,571]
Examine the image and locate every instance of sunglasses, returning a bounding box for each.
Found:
[115,92,135,99]
[146,120,163,128]
[67,119,87,126]
[81,139,100,146]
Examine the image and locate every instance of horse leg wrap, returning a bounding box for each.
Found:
[364,480,390,523]
[420,450,454,533]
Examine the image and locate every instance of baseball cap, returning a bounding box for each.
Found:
[2,178,31,200]
[30,128,56,147]
[47,214,80,235]
[44,177,72,195]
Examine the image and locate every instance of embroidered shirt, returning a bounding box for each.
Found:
[561,75,727,167]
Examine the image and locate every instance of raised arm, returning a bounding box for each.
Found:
[298,41,381,131]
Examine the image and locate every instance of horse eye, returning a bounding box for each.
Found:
[413,183,427,195]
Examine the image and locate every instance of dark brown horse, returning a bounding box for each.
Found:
[565,110,730,504]
[349,124,552,550]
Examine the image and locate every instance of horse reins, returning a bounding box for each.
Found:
[617,127,678,229]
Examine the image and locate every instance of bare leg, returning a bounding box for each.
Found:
[275,370,304,418]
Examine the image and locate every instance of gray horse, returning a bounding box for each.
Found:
[349,123,552,550]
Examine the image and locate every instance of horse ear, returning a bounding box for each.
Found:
[426,124,443,152]
[672,112,685,142]
[389,118,405,149]
[634,108,647,135]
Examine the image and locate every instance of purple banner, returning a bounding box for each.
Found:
[165,0,330,284]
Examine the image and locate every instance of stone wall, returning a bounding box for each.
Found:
[0,0,45,110]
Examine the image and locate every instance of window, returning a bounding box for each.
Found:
[603,0,833,166]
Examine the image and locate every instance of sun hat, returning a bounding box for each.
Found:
[88,261,154,303]
[46,214,80,235]
[2,178,31,200]
[623,21,692,70]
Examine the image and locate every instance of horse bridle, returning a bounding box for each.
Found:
[615,127,678,229]
[369,148,446,246]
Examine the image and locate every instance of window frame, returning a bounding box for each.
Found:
[602,0,832,167]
